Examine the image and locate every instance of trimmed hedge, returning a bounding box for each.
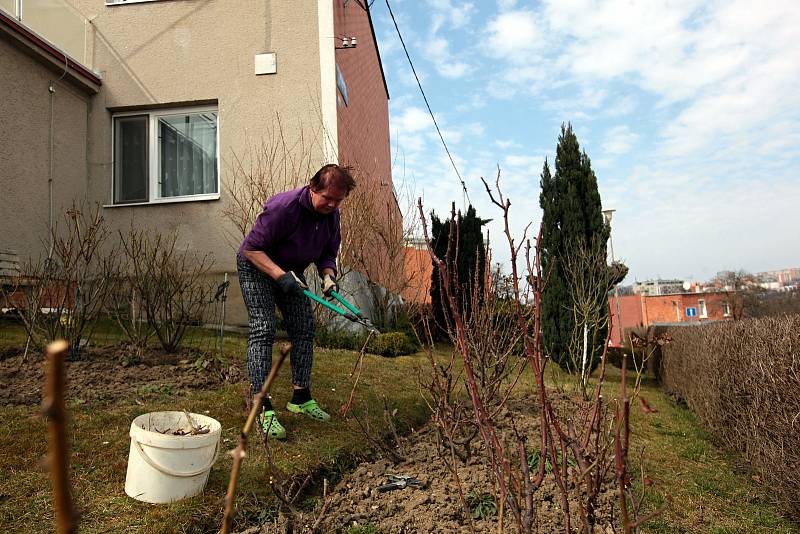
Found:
[315,329,418,357]
[660,316,800,519]
[366,332,417,357]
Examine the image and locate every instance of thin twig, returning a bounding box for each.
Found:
[616,352,632,533]
[311,479,331,532]
[220,342,291,534]
[340,329,376,417]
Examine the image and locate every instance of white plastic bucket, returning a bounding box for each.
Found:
[124,411,221,503]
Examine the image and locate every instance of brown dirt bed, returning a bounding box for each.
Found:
[0,345,240,406]
[257,395,617,533]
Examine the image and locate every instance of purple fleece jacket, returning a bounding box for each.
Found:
[239,186,340,276]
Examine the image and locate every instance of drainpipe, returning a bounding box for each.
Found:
[48,81,55,257]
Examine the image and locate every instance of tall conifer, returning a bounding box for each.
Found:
[429,204,487,336]
[539,124,611,371]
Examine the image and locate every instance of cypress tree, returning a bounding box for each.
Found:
[539,124,611,372]
[429,204,488,336]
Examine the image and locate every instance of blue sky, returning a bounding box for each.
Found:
[369,0,800,283]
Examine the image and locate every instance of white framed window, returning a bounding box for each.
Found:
[698,299,707,318]
[111,106,219,205]
[722,301,731,317]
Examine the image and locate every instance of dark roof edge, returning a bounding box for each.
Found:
[649,320,726,327]
[0,9,101,93]
[366,4,390,100]
[641,291,730,297]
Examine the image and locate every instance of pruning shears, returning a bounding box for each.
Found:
[377,474,424,492]
[303,288,379,333]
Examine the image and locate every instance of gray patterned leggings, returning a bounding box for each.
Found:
[237,254,315,392]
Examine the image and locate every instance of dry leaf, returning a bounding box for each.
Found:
[639,396,658,414]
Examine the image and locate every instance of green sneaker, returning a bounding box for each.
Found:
[286,399,331,422]
[259,410,286,439]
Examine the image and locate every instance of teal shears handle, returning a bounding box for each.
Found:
[302,290,359,322]
[303,288,378,332]
[329,290,363,317]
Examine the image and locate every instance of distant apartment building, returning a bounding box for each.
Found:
[713,268,799,292]
[631,278,686,296]
[756,268,800,289]
[776,268,800,284]
[608,291,732,347]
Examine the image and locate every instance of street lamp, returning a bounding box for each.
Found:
[603,209,624,347]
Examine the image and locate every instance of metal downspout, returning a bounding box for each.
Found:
[48,81,55,256]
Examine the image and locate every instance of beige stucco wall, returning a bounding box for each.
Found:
[71,0,333,324]
[0,36,91,263]
[77,0,326,251]
[2,1,349,326]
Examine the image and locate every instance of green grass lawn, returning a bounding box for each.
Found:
[613,369,799,534]
[0,330,430,534]
[1,323,796,533]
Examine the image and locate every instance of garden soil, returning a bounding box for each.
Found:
[254,395,618,534]
[0,345,238,406]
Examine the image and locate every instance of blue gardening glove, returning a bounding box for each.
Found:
[322,274,339,296]
[276,271,307,296]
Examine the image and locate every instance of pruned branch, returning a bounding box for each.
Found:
[220,342,291,534]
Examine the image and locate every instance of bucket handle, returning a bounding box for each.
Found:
[134,438,219,478]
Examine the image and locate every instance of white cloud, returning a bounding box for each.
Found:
[504,154,541,169]
[456,93,487,112]
[426,122,484,146]
[435,128,464,144]
[463,122,485,136]
[427,35,471,78]
[601,125,639,155]
[537,0,800,163]
[438,61,470,78]
[395,106,434,134]
[427,0,475,32]
[494,139,519,150]
[486,10,543,62]
[592,157,613,169]
[423,1,475,79]
[484,1,800,121]
[486,79,518,100]
[603,94,637,117]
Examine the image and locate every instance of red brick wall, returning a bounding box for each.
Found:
[333,1,399,288]
[608,294,646,347]
[643,294,685,325]
[609,292,733,346]
[401,246,432,305]
[333,1,392,202]
[689,293,730,321]
[644,293,731,324]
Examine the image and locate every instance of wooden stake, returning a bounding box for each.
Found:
[42,340,77,534]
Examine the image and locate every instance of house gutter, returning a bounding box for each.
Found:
[0,9,101,94]
[365,3,389,100]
